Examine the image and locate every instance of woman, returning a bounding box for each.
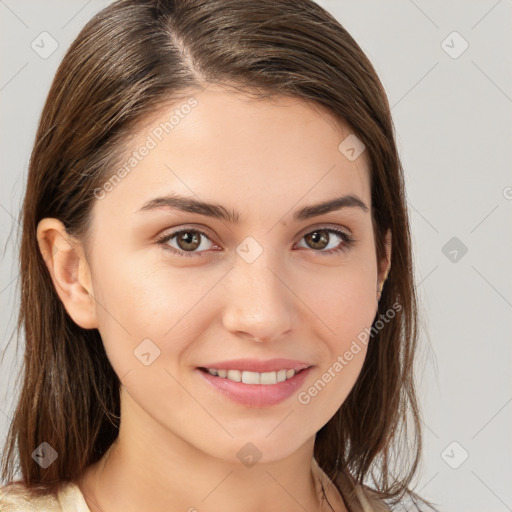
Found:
[0,0,438,510]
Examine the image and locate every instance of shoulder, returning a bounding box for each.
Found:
[0,480,90,512]
[0,481,61,511]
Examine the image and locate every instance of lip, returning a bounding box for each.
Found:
[196,365,314,407]
[198,358,312,373]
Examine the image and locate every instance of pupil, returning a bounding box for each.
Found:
[308,231,327,249]
[180,231,199,250]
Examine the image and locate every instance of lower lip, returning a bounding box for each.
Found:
[196,367,313,407]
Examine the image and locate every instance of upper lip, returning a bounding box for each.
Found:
[198,358,312,373]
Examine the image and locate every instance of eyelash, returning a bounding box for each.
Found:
[155,227,355,258]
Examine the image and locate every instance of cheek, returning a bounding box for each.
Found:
[302,264,378,344]
[296,274,374,416]
[90,258,222,372]
[295,264,376,400]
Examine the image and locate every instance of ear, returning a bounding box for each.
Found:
[378,229,392,292]
[36,218,99,329]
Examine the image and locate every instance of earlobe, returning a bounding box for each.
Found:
[36,218,98,329]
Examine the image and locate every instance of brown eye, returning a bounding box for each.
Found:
[175,231,202,251]
[156,228,216,258]
[297,228,355,255]
[304,230,330,250]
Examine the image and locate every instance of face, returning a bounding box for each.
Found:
[49,85,390,465]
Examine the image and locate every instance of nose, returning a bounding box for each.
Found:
[221,251,294,343]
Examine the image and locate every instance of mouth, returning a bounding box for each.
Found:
[196,364,314,407]
[198,366,310,385]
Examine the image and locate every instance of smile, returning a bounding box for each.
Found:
[200,368,298,385]
[197,366,314,407]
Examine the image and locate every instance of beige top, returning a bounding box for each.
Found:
[0,481,91,512]
[313,458,390,512]
[0,467,390,512]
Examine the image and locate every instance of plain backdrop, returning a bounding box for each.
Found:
[1,1,511,511]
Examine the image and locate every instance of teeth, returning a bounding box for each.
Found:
[205,368,298,385]
[242,371,260,384]
[260,371,277,385]
[227,369,242,382]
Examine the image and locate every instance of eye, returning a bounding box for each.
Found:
[156,228,217,258]
[156,226,355,258]
[295,227,355,255]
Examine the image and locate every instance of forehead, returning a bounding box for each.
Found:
[94,85,370,224]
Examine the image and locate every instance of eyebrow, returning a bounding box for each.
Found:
[136,193,369,223]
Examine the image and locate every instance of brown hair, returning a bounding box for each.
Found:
[1,0,437,509]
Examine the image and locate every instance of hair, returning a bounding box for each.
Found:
[1,0,438,510]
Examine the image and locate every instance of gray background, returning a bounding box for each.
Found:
[1,1,511,511]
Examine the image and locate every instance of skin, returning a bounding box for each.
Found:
[37,84,391,512]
